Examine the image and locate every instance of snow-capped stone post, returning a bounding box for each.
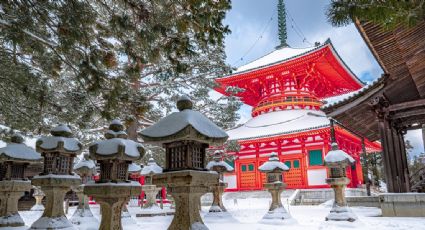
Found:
[84,120,144,230]
[258,152,291,222]
[0,134,42,227]
[30,124,83,230]
[140,95,229,230]
[30,186,45,211]
[324,142,357,222]
[140,158,163,210]
[206,150,234,212]
[70,154,98,226]
[128,163,142,207]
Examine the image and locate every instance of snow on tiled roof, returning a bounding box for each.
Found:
[235,46,318,73]
[227,109,330,141]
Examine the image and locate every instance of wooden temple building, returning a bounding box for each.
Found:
[214,2,380,191]
[324,19,425,193]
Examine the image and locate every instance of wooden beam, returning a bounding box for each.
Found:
[391,108,425,120]
[386,98,425,112]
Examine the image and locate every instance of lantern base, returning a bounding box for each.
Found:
[261,182,293,223]
[153,170,219,230]
[84,181,141,230]
[0,180,31,227]
[325,205,357,222]
[209,182,227,212]
[30,175,81,230]
[141,184,162,209]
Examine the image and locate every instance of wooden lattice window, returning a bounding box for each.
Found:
[169,145,186,169]
[116,162,128,181]
[191,144,203,169]
[330,167,345,178]
[0,163,6,180]
[100,162,112,181]
[11,164,25,179]
[44,155,55,174]
[56,155,71,174]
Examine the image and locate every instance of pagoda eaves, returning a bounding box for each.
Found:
[215,39,364,109]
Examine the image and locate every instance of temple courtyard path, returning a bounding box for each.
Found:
[18,196,425,230]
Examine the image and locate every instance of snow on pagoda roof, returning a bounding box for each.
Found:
[227,109,330,141]
[235,45,317,73]
[140,158,162,175]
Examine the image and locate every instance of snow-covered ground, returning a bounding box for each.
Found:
[17,195,425,230]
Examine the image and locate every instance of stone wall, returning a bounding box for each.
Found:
[380,193,425,217]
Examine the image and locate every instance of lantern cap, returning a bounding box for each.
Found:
[177,95,193,111]
[89,120,145,161]
[140,95,228,145]
[0,136,42,162]
[37,125,82,153]
[324,142,355,164]
[206,150,234,172]
[128,162,142,173]
[73,153,96,170]
[258,152,289,172]
[140,158,162,175]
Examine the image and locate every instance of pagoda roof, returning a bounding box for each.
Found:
[227,109,330,141]
[216,39,364,106]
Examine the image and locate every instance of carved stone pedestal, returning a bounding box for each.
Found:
[70,185,98,226]
[261,182,291,221]
[84,182,141,230]
[30,175,81,229]
[142,184,162,209]
[325,177,357,222]
[0,180,31,227]
[153,170,218,230]
[31,186,45,211]
[209,181,227,212]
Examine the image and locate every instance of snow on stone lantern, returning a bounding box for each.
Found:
[324,142,357,222]
[30,186,45,211]
[84,120,144,230]
[0,134,42,227]
[140,95,228,230]
[139,158,163,212]
[206,150,234,212]
[258,152,292,222]
[30,124,82,230]
[70,154,98,226]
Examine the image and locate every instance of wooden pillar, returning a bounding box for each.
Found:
[378,118,395,192]
[397,130,410,192]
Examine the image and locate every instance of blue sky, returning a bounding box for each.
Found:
[222,0,424,157]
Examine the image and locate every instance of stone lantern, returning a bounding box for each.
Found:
[30,124,82,230]
[84,120,144,230]
[140,95,228,230]
[324,142,356,222]
[140,158,163,210]
[258,152,291,222]
[205,150,234,212]
[70,154,98,226]
[0,134,42,227]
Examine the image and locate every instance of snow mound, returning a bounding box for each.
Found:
[91,138,143,158]
[29,216,74,230]
[30,204,45,211]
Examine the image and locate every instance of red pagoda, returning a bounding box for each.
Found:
[214,0,381,191]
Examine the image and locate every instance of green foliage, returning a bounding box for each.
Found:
[0,0,238,139]
[327,0,425,29]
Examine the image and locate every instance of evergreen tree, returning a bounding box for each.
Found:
[0,0,240,142]
[326,0,425,29]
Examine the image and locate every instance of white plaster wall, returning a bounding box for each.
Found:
[224,174,237,189]
[307,168,327,186]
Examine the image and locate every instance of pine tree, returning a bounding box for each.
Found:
[326,0,425,29]
[0,0,240,142]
